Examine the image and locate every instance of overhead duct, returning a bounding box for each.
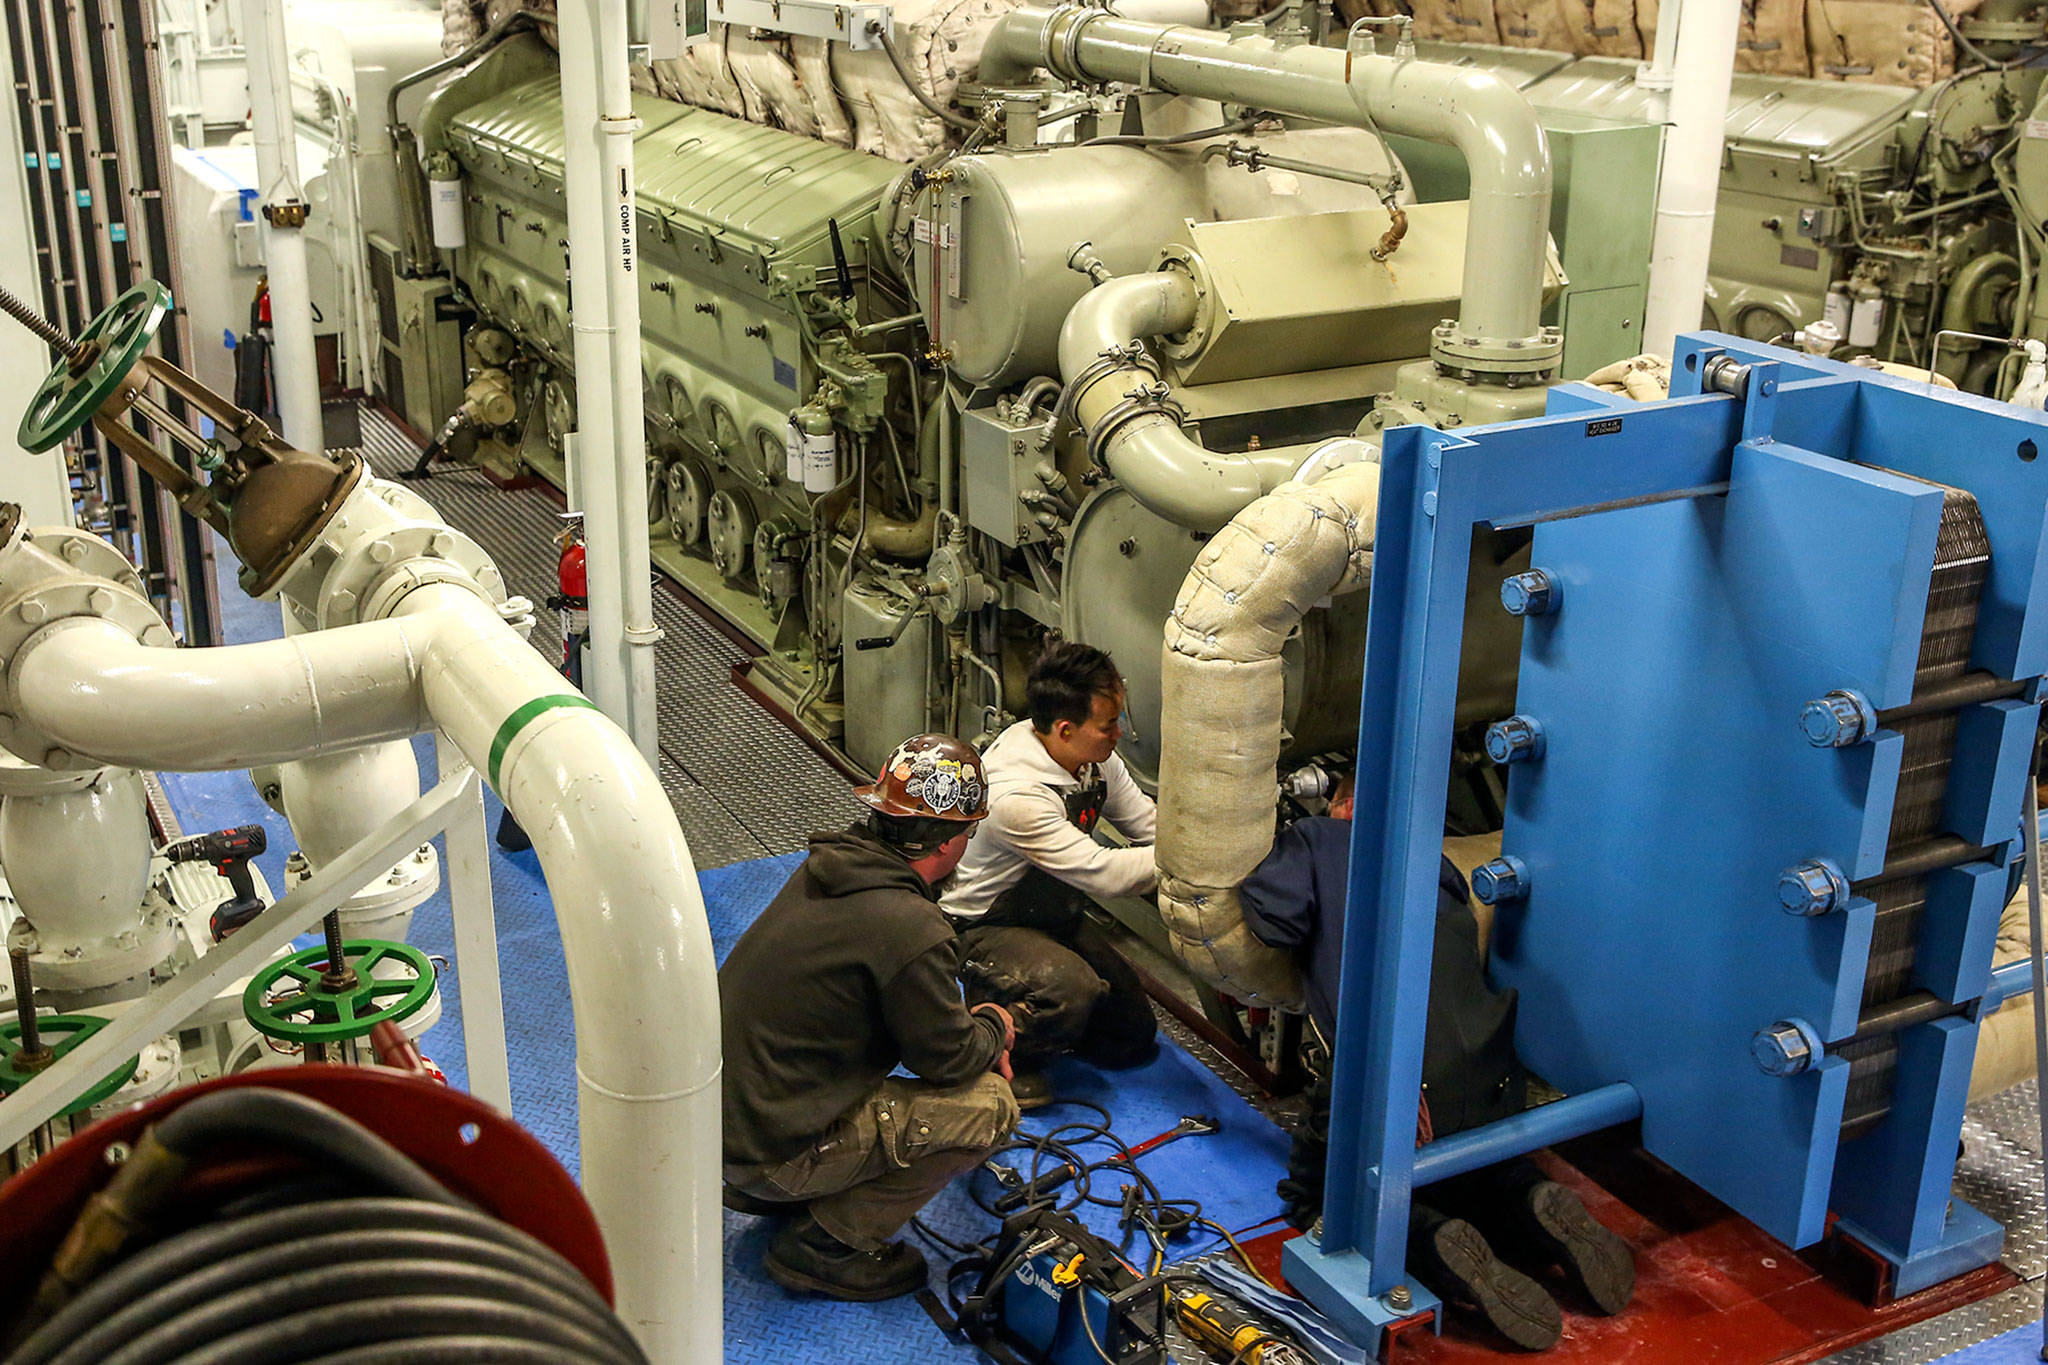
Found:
[1153,453,1378,1009]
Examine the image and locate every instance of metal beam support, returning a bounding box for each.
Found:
[439,736,512,1112]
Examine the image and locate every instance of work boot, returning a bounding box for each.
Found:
[1497,1177,1635,1316]
[1410,1206,1562,1351]
[1008,1071,1056,1111]
[763,1214,928,1302]
[722,1184,807,1217]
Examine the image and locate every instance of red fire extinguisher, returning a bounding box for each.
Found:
[551,513,589,687]
[496,514,592,853]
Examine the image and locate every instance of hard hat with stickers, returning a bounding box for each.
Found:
[855,733,990,822]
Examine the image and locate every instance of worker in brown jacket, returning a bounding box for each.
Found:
[721,733,1021,1302]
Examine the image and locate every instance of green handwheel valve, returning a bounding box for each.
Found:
[243,938,437,1044]
[0,1014,138,1115]
[17,281,171,454]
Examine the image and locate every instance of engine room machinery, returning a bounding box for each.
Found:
[394,4,1636,792]
[1401,13,2048,395]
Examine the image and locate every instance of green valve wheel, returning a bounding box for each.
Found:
[0,1014,138,1115]
[17,281,171,454]
[243,939,437,1045]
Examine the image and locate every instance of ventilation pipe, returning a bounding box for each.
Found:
[558,0,660,762]
[238,0,322,453]
[0,482,720,1364]
[1153,453,1378,1008]
[1642,0,1739,357]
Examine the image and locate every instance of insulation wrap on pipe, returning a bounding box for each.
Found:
[1154,454,1378,1009]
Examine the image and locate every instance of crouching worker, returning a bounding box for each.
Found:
[721,734,1021,1301]
[943,643,1160,1104]
[1243,778,1633,1350]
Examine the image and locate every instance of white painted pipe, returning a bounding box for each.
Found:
[392,584,718,1361]
[1642,0,1738,358]
[556,1,659,761]
[0,767,152,961]
[4,589,720,1365]
[7,614,428,770]
[240,0,324,452]
[279,743,422,868]
[982,7,1553,348]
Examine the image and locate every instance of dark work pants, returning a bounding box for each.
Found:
[1280,1069,1543,1247]
[955,868,1158,1070]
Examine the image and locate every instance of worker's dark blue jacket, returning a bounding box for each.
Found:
[1241,817,1523,1138]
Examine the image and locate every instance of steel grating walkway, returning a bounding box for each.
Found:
[358,408,853,869]
[353,403,2048,1364]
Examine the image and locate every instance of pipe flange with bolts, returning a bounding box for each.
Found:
[293,481,506,629]
[0,535,170,771]
[1429,320,1566,386]
[1149,250,1215,366]
[30,527,148,599]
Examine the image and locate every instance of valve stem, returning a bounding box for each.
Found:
[10,943,51,1069]
[320,910,357,992]
[0,284,75,353]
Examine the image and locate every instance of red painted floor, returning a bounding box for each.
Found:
[1239,1134,2017,1364]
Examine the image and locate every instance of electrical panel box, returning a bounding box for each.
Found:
[960,404,1057,547]
[367,234,465,439]
[641,0,713,58]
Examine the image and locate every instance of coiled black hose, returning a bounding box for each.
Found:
[4,1095,647,1365]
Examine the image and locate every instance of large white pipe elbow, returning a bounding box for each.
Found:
[1058,272,1269,532]
[390,583,721,1362]
[1154,453,1379,1009]
[6,579,723,1363]
[6,615,430,772]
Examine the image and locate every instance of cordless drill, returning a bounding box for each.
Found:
[163,825,267,941]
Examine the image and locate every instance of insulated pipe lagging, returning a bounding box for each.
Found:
[1153,453,1379,1009]
[1057,271,1268,532]
[983,7,1552,347]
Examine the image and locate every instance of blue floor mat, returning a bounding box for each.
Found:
[1935,1321,2047,1364]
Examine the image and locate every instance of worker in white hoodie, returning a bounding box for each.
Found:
[942,642,1159,1105]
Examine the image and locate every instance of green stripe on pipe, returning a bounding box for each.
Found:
[488,694,600,790]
